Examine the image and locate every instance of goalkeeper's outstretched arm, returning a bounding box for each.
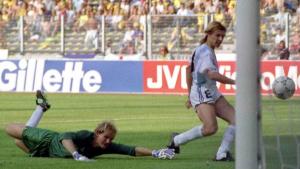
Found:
[134,147,152,156]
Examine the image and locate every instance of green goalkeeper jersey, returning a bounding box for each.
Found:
[22,127,136,158]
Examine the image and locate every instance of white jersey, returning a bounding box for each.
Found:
[189,44,222,107]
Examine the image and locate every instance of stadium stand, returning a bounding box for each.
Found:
[0,0,299,60]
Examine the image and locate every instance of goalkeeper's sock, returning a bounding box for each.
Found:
[217,125,235,155]
[174,125,203,146]
[26,106,44,127]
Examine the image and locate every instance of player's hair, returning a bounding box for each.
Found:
[200,21,227,44]
[95,121,117,134]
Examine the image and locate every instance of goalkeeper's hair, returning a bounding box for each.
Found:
[200,21,227,44]
[95,121,117,134]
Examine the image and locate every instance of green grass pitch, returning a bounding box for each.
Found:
[0,92,299,169]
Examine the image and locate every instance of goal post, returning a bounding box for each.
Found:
[235,0,261,169]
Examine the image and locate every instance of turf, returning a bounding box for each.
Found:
[0,92,299,169]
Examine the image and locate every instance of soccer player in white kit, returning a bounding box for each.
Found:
[167,21,236,161]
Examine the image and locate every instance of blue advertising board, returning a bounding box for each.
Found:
[0,59,143,93]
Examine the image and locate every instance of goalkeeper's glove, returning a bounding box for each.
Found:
[152,148,175,159]
[72,151,92,162]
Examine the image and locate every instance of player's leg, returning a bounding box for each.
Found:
[168,85,219,153]
[215,96,235,125]
[5,90,51,153]
[168,103,218,153]
[26,90,51,127]
[5,123,29,153]
[5,123,26,139]
[214,96,235,161]
[15,139,29,153]
[26,105,46,127]
[195,103,218,136]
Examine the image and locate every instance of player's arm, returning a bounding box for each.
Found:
[61,139,91,161]
[60,131,93,161]
[206,70,235,84]
[108,143,174,159]
[135,147,152,156]
[185,62,193,109]
[186,64,192,95]
[61,139,77,155]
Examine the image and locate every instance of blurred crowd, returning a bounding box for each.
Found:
[0,0,299,59]
[0,0,238,32]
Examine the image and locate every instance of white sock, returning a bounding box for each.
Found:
[217,125,235,156]
[174,125,203,146]
[26,106,44,127]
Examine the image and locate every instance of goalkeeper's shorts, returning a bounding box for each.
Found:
[22,127,58,157]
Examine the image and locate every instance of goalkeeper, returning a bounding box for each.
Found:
[5,91,175,161]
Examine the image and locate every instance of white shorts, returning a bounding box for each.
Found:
[84,30,98,47]
[189,84,222,108]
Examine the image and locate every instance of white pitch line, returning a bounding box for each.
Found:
[42,116,194,124]
[0,116,195,125]
[2,117,300,126]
